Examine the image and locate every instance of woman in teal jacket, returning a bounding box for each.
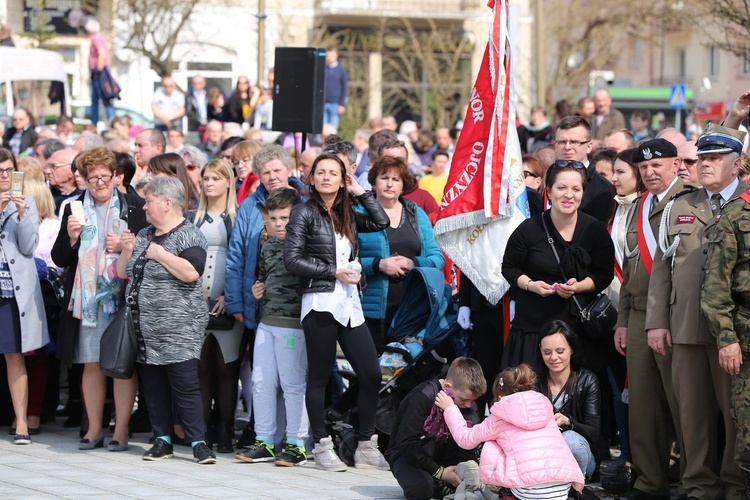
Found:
[357,156,444,344]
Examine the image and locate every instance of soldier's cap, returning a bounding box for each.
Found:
[696,123,746,156]
[632,138,677,163]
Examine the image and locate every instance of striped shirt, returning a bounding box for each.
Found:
[510,482,571,500]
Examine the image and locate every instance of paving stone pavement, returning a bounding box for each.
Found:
[0,423,403,499]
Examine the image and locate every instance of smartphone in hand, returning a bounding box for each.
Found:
[11,171,24,196]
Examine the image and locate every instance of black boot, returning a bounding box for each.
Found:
[216,422,233,454]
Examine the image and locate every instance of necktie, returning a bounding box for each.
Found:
[710,193,722,217]
[649,195,657,216]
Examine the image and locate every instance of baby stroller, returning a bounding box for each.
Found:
[325,267,470,465]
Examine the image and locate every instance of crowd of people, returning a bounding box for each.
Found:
[1,82,750,500]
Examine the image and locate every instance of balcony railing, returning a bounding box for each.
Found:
[315,0,483,16]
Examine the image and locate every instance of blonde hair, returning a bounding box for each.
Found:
[445,357,486,397]
[16,157,45,180]
[23,177,56,221]
[194,159,237,226]
[231,140,262,164]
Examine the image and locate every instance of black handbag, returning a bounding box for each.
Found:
[207,299,235,330]
[99,243,149,379]
[99,67,121,101]
[99,304,137,379]
[541,215,617,340]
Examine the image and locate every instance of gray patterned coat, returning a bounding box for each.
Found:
[126,221,208,365]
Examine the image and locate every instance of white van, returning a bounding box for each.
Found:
[0,47,71,127]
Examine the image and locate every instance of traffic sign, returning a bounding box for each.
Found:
[669,84,688,109]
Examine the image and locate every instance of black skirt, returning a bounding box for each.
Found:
[0,297,22,354]
[500,326,544,375]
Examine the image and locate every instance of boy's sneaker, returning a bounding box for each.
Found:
[235,439,275,463]
[275,443,307,467]
[236,425,256,449]
[312,436,347,472]
[142,438,173,461]
[354,434,390,471]
[193,442,217,464]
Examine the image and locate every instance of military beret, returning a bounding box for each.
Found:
[632,138,678,163]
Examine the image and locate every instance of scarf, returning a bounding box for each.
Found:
[425,387,474,442]
[69,191,123,327]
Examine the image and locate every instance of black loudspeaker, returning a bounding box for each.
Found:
[272,47,326,134]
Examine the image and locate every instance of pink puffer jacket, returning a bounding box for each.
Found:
[444,391,584,491]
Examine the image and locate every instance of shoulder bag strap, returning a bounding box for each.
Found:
[540,214,585,315]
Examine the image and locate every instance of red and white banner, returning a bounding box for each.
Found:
[433,0,527,304]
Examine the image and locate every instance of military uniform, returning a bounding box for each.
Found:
[647,182,747,499]
[702,190,750,478]
[617,178,685,497]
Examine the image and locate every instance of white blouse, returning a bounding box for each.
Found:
[301,232,364,328]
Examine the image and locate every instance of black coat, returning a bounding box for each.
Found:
[537,368,602,460]
[581,166,616,223]
[51,190,148,366]
[3,126,36,155]
[283,191,388,295]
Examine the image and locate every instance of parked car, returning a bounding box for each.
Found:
[70,99,154,129]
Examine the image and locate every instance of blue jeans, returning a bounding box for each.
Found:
[324,102,341,131]
[563,430,596,479]
[90,72,115,125]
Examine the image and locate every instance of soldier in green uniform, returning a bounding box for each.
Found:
[647,123,747,499]
[701,125,750,496]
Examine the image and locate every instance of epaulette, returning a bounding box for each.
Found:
[669,185,698,201]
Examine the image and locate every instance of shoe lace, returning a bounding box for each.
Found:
[284,444,305,458]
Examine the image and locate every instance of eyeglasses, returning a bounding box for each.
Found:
[221,154,232,161]
[680,158,698,166]
[87,174,114,184]
[232,158,252,167]
[186,163,200,171]
[44,162,71,171]
[553,160,586,170]
[0,167,14,176]
[555,139,590,147]
[523,170,539,179]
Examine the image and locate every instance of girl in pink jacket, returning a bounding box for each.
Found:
[435,364,584,499]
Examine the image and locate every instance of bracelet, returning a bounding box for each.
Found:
[525,278,532,291]
[433,466,444,480]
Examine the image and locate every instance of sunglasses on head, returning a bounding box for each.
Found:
[553,160,586,170]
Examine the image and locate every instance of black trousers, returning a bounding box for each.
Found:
[390,454,435,500]
[469,305,504,416]
[390,440,474,500]
[138,359,206,443]
[302,310,381,442]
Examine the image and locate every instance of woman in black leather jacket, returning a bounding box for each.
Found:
[284,153,390,472]
[536,320,601,480]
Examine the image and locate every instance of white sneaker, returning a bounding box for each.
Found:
[354,434,390,471]
[312,436,348,472]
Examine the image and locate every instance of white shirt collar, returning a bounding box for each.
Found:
[653,176,679,203]
[706,177,740,204]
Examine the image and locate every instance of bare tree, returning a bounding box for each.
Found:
[700,0,750,57]
[313,19,473,131]
[115,0,201,77]
[542,0,666,103]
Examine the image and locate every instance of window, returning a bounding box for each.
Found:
[630,39,642,69]
[742,50,750,77]
[709,47,720,79]
[677,48,686,79]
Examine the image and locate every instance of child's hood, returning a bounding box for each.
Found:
[490,391,554,431]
